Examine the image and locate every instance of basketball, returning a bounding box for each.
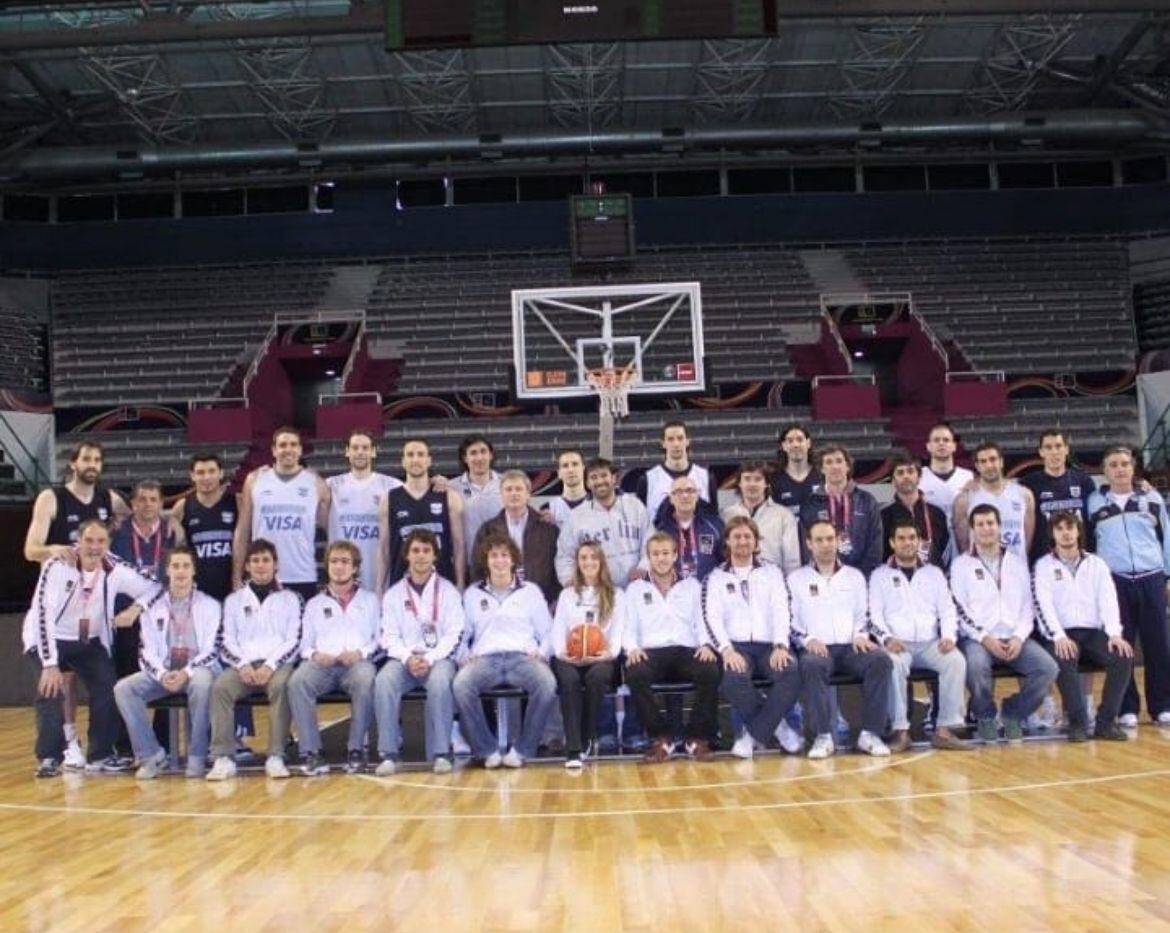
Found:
[566,623,606,660]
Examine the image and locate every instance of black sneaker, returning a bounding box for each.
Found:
[343,750,367,775]
[1094,723,1129,742]
[299,752,330,776]
[35,758,61,778]
[85,755,131,773]
[1067,725,1089,743]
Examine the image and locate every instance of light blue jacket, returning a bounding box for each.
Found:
[1086,486,1170,577]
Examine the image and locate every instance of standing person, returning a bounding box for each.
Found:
[789,521,892,759]
[636,420,718,519]
[453,534,557,769]
[113,547,222,779]
[951,504,1058,743]
[377,438,466,592]
[473,469,560,603]
[1086,446,1170,726]
[375,530,464,775]
[1034,511,1133,741]
[624,532,720,763]
[327,428,402,592]
[24,439,129,769]
[704,516,802,759]
[556,458,649,586]
[288,541,381,776]
[234,426,330,602]
[108,479,174,757]
[868,520,972,752]
[773,423,820,517]
[544,448,589,529]
[952,442,1035,562]
[721,461,800,576]
[550,542,625,769]
[1020,429,1096,564]
[917,422,973,526]
[22,519,159,777]
[880,456,950,568]
[649,475,724,582]
[169,452,254,757]
[799,445,883,576]
[440,433,502,569]
[206,540,303,780]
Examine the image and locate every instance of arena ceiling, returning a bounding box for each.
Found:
[1,1,1169,185]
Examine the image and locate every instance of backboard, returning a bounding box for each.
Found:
[511,282,705,401]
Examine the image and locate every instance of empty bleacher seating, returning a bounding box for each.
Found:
[947,395,1139,458]
[0,299,47,391]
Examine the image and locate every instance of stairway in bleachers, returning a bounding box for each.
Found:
[319,265,382,313]
[798,249,865,295]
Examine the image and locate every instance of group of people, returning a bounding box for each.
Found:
[20,418,1170,779]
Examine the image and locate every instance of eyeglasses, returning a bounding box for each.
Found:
[673,489,699,496]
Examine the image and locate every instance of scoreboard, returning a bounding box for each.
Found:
[569,193,635,269]
[386,1,772,49]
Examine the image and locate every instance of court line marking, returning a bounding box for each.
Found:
[354,750,933,794]
[0,765,1166,823]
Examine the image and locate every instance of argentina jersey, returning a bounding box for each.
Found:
[969,483,1029,561]
[252,468,319,584]
[327,471,402,590]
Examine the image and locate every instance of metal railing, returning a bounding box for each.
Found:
[317,391,382,406]
[188,396,248,411]
[945,370,1006,383]
[811,373,876,389]
[906,297,948,369]
[1141,398,1170,470]
[817,306,852,375]
[0,408,51,493]
[339,318,366,392]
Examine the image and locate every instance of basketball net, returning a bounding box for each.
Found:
[585,363,638,419]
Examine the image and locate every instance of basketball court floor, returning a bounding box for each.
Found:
[0,704,1167,932]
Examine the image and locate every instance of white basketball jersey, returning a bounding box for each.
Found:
[547,494,589,529]
[252,468,319,584]
[918,466,973,518]
[327,471,402,590]
[645,463,711,519]
[968,483,1028,561]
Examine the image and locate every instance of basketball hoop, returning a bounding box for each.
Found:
[586,363,638,419]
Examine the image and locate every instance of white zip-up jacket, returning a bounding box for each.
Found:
[23,553,160,665]
[950,550,1034,641]
[555,495,649,586]
[136,589,222,680]
[702,559,791,650]
[1032,551,1122,640]
[461,578,553,658]
[788,563,868,648]
[550,585,626,659]
[219,584,303,670]
[868,560,957,644]
[624,577,704,651]
[381,573,465,665]
[720,499,801,576]
[300,587,381,661]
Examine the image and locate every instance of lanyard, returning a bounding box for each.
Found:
[169,594,193,644]
[911,497,933,545]
[828,491,852,533]
[678,523,698,573]
[406,574,440,625]
[78,568,100,617]
[976,553,1002,590]
[131,523,164,572]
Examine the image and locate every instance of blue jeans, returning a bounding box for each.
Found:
[375,658,457,761]
[888,640,967,730]
[800,644,892,737]
[962,638,1058,723]
[114,667,216,763]
[287,660,376,755]
[452,652,557,759]
[720,641,802,745]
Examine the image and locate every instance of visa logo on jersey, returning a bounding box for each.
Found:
[263,515,304,531]
[342,525,379,540]
[196,542,232,558]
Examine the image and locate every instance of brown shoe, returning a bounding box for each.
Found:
[932,727,975,751]
[686,739,715,762]
[641,737,672,764]
[887,729,912,754]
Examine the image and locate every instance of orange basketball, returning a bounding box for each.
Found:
[566,624,606,661]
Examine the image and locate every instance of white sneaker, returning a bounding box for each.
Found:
[857,730,891,757]
[730,728,756,760]
[808,734,835,760]
[502,748,524,769]
[1156,712,1170,726]
[564,754,583,771]
[63,739,86,771]
[374,757,397,777]
[433,756,453,774]
[265,755,290,779]
[775,720,805,754]
[1118,713,1139,728]
[135,748,168,781]
[206,757,237,781]
[483,750,503,770]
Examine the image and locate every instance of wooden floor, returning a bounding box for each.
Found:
[1,709,1168,932]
